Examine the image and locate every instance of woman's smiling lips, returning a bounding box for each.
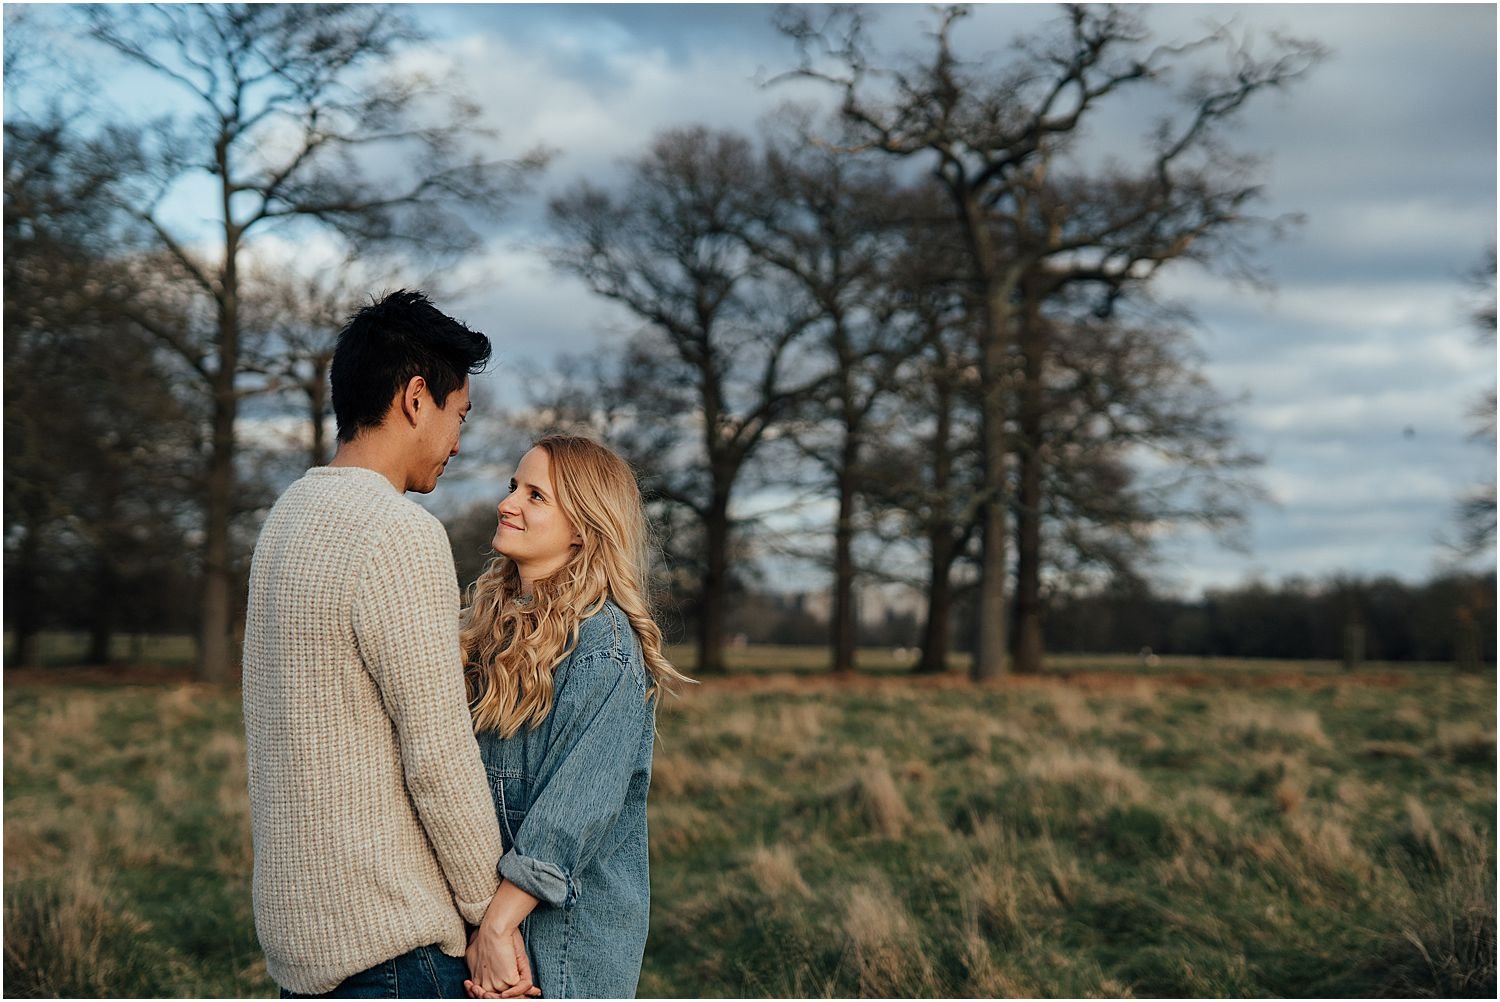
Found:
[498,519,523,531]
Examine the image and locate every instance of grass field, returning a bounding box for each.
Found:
[3,652,1495,997]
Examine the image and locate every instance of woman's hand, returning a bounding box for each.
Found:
[465,879,544,998]
[465,925,540,998]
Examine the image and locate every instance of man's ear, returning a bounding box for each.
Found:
[399,376,428,427]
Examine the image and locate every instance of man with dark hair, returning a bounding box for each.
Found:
[243,291,536,998]
[330,288,491,453]
[327,288,491,492]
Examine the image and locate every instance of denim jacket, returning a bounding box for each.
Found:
[475,601,656,999]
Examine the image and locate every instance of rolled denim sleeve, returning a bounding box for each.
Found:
[500,650,651,910]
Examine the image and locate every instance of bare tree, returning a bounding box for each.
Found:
[861,262,986,673]
[1025,298,1264,615]
[548,127,823,673]
[738,125,909,673]
[778,2,1324,678]
[77,3,548,680]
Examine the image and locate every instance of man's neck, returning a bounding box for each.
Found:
[328,438,408,494]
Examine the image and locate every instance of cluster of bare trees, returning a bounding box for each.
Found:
[5,4,547,679]
[516,5,1325,676]
[7,3,1350,680]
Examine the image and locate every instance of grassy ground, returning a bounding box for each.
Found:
[3,656,1494,997]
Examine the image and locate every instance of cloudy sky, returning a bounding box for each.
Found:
[15,2,1497,597]
[395,2,1496,596]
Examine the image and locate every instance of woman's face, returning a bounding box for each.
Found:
[492,447,581,583]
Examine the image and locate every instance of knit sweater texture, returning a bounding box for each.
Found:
[243,466,502,995]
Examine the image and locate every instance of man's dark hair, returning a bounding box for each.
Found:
[331,289,492,443]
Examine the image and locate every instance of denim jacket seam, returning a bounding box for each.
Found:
[605,600,623,651]
[572,600,632,659]
[566,646,649,696]
[555,903,576,994]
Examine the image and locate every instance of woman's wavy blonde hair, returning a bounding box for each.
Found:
[462,434,691,737]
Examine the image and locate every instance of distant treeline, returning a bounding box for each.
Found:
[1046,572,1496,665]
[711,571,1496,667]
[5,557,1493,668]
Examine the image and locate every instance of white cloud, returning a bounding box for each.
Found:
[1249,387,1473,437]
[1259,464,1458,509]
[426,26,808,186]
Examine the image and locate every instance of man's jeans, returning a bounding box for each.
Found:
[280,944,468,999]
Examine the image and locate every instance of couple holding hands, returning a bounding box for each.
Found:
[243,290,690,999]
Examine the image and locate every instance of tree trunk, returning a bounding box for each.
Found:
[973,275,1012,681]
[1012,285,1046,675]
[831,464,858,674]
[915,369,956,675]
[698,494,731,674]
[199,366,237,682]
[10,522,43,667]
[87,558,116,665]
[11,622,38,669]
[950,187,1013,682]
[86,480,123,665]
[916,533,955,674]
[199,184,240,683]
[308,359,330,467]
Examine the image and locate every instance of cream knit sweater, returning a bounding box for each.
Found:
[243,466,502,995]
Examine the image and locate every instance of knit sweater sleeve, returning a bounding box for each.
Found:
[351,510,502,924]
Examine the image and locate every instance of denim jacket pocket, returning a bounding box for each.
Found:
[484,765,532,850]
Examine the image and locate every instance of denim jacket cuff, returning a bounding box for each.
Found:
[499,848,577,910]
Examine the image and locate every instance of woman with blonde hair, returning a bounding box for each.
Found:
[458,435,690,1000]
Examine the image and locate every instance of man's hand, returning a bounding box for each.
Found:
[465,879,543,998]
[465,925,540,998]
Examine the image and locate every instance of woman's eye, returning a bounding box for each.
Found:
[531,490,544,501]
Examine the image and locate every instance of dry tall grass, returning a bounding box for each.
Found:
[1214,696,1331,747]
[745,844,813,900]
[2,870,144,997]
[1022,746,1149,804]
[841,880,936,996]
[854,753,912,839]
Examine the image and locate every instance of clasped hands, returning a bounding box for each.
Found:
[465,879,544,999]
[464,924,540,999]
